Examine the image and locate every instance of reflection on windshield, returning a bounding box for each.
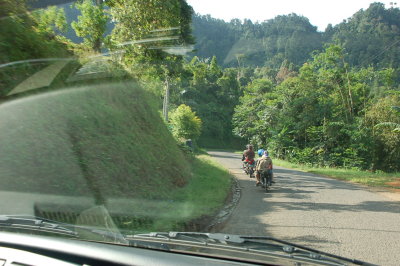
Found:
[1,0,400,265]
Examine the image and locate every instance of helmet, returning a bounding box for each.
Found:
[263,151,269,157]
[257,149,264,157]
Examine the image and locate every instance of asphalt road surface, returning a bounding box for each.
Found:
[208,151,400,266]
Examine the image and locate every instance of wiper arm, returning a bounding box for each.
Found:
[238,235,375,266]
[0,215,169,250]
[132,232,375,265]
[0,215,77,236]
[0,215,129,244]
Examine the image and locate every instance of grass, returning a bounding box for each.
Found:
[273,159,400,189]
[0,82,192,198]
[0,77,233,234]
[116,155,233,233]
[174,155,232,217]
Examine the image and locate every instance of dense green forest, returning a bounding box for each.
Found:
[4,1,400,172]
[192,13,323,68]
[187,2,400,172]
[192,3,400,70]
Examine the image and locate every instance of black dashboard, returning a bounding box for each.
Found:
[0,232,259,266]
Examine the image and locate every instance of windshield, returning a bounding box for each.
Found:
[0,0,399,265]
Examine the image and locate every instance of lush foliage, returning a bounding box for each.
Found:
[170,104,202,140]
[330,3,400,69]
[0,0,69,95]
[192,13,323,68]
[108,0,194,79]
[192,3,400,71]
[172,56,244,147]
[233,44,400,172]
[15,1,400,173]
[71,0,109,52]
[32,5,68,35]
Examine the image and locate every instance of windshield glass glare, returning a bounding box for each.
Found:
[1,0,400,265]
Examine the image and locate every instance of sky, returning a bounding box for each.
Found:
[186,0,396,31]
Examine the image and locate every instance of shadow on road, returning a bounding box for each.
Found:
[208,151,400,265]
[263,199,400,214]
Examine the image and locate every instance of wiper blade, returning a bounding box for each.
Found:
[0,215,77,236]
[0,215,169,250]
[239,235,375,266]
[0,215,128,244]
[132,232,375,266]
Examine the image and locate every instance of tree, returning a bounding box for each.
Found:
[232,78,276,146]
[0,0,68,94]
[170,104,202,141]
[71,0,109,53]
[32,6,67,36]
[366,95,400,171]
[108,0,194,77]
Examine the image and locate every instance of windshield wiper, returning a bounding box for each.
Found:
[0,215,127,242]
[0,215,77,236]
[130,232,375,266]
[0,215,169,250]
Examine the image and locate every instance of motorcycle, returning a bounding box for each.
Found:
[260,170,273,191]
[243,160,255,178]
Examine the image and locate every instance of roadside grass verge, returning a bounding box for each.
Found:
[119,155,233,233]
[274,159,400,189]
[173,155,232,218]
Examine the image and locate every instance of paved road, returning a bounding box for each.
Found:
[208,151,400,266]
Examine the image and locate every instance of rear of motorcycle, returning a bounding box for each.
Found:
[248,164,255,178]
[261,170,272,191]
[242,161,255,178]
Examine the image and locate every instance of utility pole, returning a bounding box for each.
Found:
[162,78,169,121]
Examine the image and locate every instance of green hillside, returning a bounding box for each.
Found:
[0,81,191,199]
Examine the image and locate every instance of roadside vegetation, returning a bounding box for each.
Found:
[1,0,400,231]
[234,151,400,189]
[274,159,400,189]
[136,155,233,232]
[0,0,234,232]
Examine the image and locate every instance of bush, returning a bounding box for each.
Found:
[170,104,202,141]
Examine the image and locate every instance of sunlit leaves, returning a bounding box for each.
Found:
[33,6,67,35]
[170,104,202,140]
[71,0,109,52]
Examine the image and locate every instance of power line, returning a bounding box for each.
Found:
[359,38,400,66]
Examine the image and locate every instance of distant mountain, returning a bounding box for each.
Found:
[330,2,400,69]
[192,2,400,69]
[57,1,400,70]
[192,13,323,68]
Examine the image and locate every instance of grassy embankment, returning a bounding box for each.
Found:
[0,75,232,232]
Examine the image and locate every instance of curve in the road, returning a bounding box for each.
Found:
[208,150,400,266]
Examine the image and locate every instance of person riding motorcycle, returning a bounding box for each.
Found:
[242,144,256,176]
[242,144,255,165]
[255,151,273,186]
[257,148,264,158]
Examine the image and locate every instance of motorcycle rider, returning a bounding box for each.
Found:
[255,151,273,186]
[242,144,255,174]
[242,144,255,164]
[257,148,264,158]
[255,148,264,182]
